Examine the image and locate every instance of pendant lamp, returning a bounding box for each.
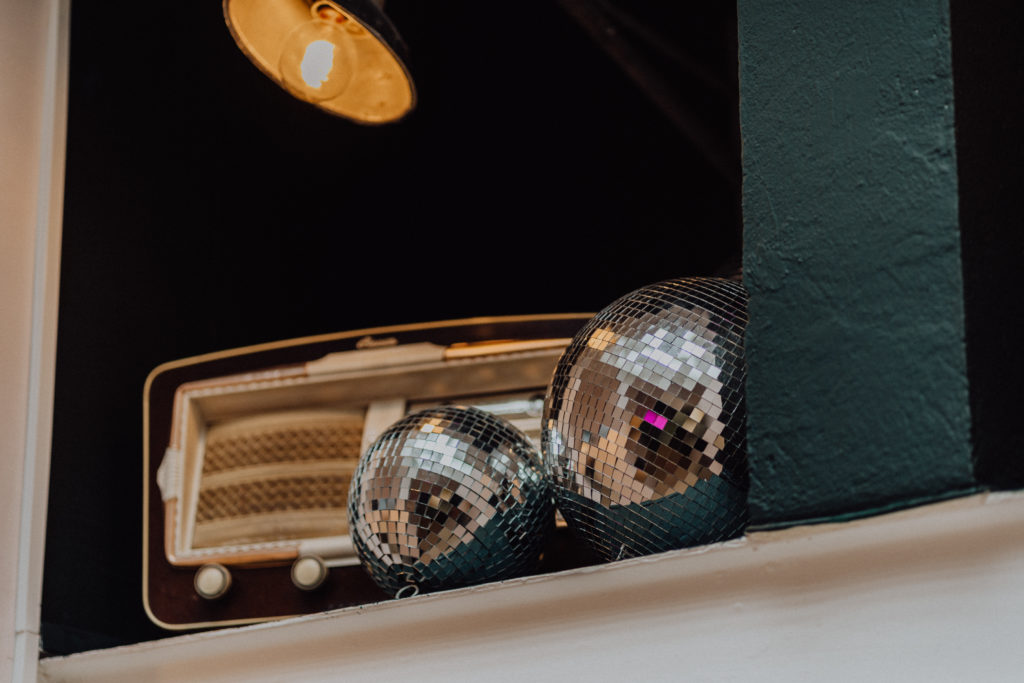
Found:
[223,0,416,123]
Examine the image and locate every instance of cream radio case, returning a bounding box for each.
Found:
[144,315,590,629]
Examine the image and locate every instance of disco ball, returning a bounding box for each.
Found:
[542,277,749,561]
[348,405,554,597]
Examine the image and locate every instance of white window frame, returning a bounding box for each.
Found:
[2,0,69,681]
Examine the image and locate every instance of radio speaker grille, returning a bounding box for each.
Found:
[192,410,364,548]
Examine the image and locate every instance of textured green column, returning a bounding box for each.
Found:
[738,1,976,526]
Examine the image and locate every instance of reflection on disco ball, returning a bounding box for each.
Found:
[542,277,749,561]
[348,406,554,597]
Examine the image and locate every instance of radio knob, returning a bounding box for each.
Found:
[291,555,328,591]
[194,563,232,600]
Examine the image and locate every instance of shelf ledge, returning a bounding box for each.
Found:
[40,491,1024,682]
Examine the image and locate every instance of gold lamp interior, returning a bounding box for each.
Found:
[224,0,415,123]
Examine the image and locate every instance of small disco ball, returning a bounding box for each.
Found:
[348,405,554,597]
[542,277,749,561]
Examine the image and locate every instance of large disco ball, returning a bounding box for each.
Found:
[542,277,749,561]
[348,405,554,597]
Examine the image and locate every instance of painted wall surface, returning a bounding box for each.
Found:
[738,1,975,525]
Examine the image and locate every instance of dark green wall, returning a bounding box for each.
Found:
[737,1,976,526]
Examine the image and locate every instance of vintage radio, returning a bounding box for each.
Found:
[144,315,590,629]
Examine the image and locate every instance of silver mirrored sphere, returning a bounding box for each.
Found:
[348,405,554,597]
[542,277,749,561]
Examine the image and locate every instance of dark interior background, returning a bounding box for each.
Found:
[950,0,1024,490]
[42,0,741,655]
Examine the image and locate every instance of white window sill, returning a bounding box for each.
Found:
[39,491,1024,682]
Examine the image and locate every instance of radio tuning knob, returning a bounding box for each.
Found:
[194,563,232,600]
[291,555,328,591]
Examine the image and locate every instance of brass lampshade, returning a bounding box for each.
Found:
[223,0,416,124]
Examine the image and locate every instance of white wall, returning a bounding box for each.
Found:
[0,0,69,681]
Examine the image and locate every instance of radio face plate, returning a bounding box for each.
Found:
[144,316,588,629]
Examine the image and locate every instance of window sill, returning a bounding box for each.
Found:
[39,491,1024,682]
